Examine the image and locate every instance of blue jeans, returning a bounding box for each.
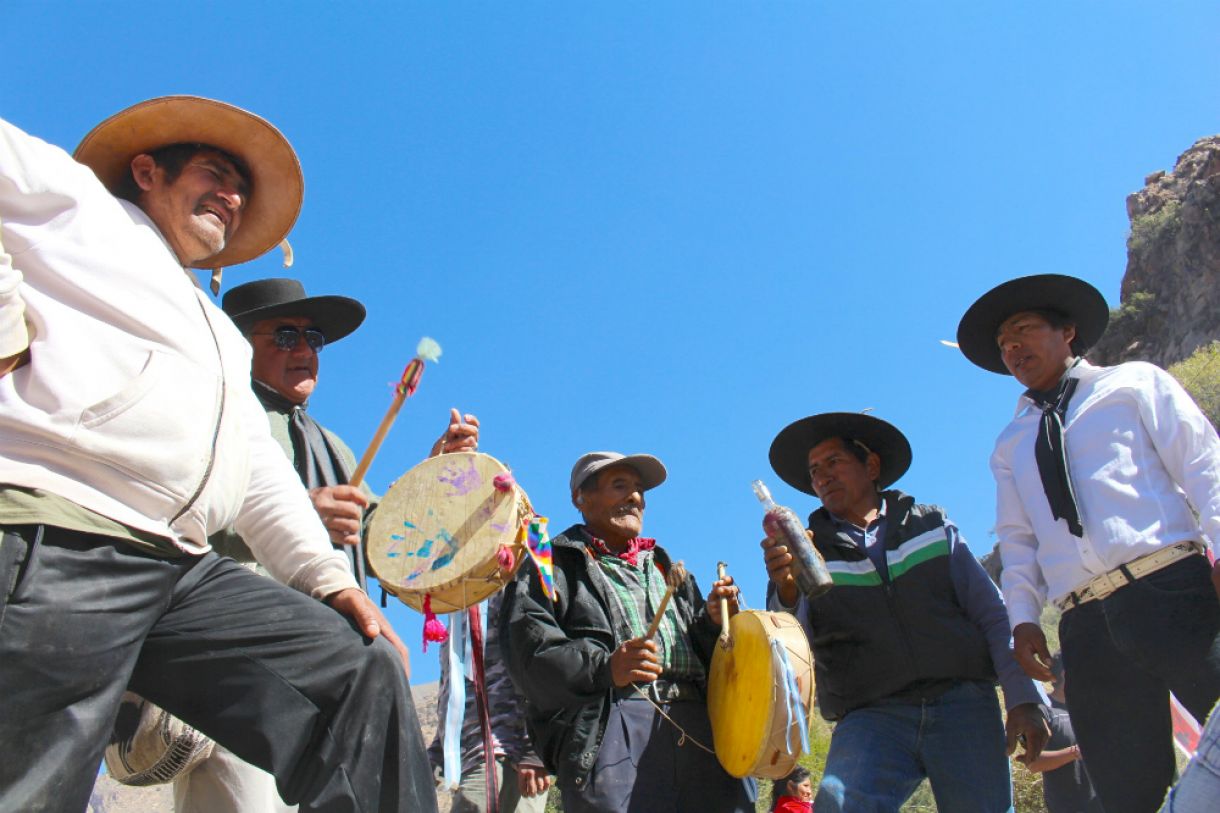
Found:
[815,680,1013,813]
[1059,556,1220,813]
[1159,700,1220,812]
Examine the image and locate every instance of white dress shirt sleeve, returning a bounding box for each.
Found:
[1136,363,1220,549]
[993,444,1050,629]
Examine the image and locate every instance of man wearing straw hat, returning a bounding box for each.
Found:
[501,451,754,813]
[0,97,437,812]
[957,273,1220,812]
[762,412,1048,812]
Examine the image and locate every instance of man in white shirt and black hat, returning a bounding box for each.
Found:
[957,273,1220,813]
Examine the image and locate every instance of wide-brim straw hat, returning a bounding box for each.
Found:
[769,412,912,495]
[222,278,365,345]
[956,274,1110,374]
[74,95,303,269]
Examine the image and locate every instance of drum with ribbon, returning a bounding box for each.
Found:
[103,692,215,786]
[367,452,535,613]
[706,609,815,779]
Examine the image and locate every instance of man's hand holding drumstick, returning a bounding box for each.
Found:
[610,563,741,688]
[705,571,740,629]
[311,408,480,548]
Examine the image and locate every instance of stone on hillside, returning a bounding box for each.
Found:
[1092,135,1220,368]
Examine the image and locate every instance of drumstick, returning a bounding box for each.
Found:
[645,584,675,639]
[645,560,687,638]
[716,561,733,650]
[349,337,442,489]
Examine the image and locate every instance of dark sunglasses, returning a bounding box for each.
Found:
[252,326,327,352]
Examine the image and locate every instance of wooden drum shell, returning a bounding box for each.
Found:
[706,609,815,779]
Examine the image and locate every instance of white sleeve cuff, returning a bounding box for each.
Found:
[287,552,362,601]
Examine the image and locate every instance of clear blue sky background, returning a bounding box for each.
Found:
[7,3,1219,685]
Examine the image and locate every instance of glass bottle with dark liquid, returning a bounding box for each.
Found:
[753,479,833,598]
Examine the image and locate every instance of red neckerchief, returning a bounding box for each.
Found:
[585,531,657,567]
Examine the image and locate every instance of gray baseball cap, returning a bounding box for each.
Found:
[569,451,667,494]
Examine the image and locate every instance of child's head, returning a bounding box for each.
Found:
[772,765,813,807]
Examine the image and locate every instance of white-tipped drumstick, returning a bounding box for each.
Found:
[349,337,442,489]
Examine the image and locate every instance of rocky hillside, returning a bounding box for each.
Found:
[88,682,441,813]
[1091,135,1220,367]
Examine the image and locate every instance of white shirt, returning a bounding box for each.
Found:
[0,116,356,600]
[992,360,1220,628]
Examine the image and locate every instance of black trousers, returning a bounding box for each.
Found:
[561,697,757,813]
[1059,555,1220,813]
[0,525,438,813]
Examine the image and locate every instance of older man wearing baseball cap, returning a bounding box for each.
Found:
[0,98,436,812]
[958,273,1220,812]
[762,412,1047,812]
[501,451,754,812]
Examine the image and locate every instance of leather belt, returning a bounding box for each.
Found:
[615,679,703,703]
[1054,541,1204,612]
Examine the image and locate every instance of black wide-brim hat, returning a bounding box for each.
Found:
[769,412,912,495]
[221,278,365,344]
[956,274,1110,374]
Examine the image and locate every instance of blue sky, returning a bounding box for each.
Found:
[7,3,1220,684]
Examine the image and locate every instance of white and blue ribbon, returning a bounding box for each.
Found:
[441,609,470,789]
[441,602,488,789]
[770,638,811,756]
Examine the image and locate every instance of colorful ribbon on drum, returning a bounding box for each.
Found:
[525,517,556,601]
[770,637,811,756]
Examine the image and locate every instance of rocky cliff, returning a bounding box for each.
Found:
[1091,135,1220,367]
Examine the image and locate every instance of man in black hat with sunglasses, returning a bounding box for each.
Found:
[150,276,477,812]
[762,412,1048,812]
[221,277,480,588]
[957,273,1220,812]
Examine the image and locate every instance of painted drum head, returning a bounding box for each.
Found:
[367,452,530,613]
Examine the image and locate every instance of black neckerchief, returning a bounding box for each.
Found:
[253,380,366,587]
[1024,358,1084,537]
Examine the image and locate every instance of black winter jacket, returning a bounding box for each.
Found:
[794,490,996,720]
[499,524,719,789]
